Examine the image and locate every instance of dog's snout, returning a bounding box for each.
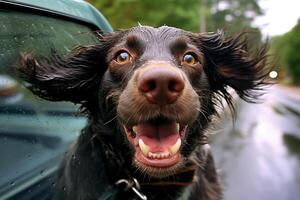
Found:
[138,67,184,105]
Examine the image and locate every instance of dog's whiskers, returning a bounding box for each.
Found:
[103,115,118,125]
[124,102,145,125]
[198,109,210,124]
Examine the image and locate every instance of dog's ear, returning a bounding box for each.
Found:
[18,33,118,104]
[194,31,269,105]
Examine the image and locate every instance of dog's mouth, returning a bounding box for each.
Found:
[123,116,187,170]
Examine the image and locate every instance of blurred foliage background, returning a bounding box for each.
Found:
[87,0,262,33]
[87,0,300,85]
[270,20,300,85]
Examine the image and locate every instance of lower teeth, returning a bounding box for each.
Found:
[148,152,170,159]
[138,138,182,159]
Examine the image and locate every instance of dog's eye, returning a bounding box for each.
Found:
[182,53,198,65]
[114,51,131,64]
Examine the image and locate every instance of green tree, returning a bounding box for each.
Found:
[87,0,200,31]
[271,19,300,84]
[87,0,263,35]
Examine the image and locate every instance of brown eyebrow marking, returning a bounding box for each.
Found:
[170,38,188,55]
[125,34,145,55]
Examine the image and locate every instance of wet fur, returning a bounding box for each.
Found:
[18,26,269,200]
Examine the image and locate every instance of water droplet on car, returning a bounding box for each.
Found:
[10,181,15,186]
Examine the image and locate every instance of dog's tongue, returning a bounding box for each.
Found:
[134,121,179,152]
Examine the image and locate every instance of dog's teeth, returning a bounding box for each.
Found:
[132,126,138,134]
[148,151,170,159]
[148,152,153,158]
[151,152,156,159]
[170,138,181,155]
[139,139,150,156]
[162,152,170,158]
[175,123,180,132]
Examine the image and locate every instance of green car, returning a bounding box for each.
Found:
[0,0,112,199]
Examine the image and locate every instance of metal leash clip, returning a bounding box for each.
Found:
[115,178,147,200]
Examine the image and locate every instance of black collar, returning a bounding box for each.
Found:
[97,162,197,200]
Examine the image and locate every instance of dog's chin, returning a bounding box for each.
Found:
[123,116,188,178]
[133,157,184,178]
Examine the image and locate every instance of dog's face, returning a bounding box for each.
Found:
[108,27,206,175]
[19,26,268,178]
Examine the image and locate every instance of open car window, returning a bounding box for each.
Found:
[0,7,101,199]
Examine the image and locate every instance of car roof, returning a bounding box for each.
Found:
[5,0,113,32]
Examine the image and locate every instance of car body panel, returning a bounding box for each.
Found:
[2,0,113,32]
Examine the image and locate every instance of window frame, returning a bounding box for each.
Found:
[0,0,102,32]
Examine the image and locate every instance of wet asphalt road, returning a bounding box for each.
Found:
[210,85,300,200]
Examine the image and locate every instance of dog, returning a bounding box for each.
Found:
[19,26,268,200]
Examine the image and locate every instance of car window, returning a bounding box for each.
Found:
[0,10,99,68]
[0,9,100,199]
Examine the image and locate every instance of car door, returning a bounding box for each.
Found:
[0,1,112,199]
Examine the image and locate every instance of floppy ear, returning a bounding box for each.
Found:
[195,31,269,105]
[18,33,118,104]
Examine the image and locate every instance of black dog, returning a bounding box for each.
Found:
[19,26,268,200]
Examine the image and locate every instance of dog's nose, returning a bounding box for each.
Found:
[138,67,184,105]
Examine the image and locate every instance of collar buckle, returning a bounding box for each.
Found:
[115,178,147,200]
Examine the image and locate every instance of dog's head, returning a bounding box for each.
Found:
[19,26,268,177]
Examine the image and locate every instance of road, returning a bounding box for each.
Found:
[210,85,300,200]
